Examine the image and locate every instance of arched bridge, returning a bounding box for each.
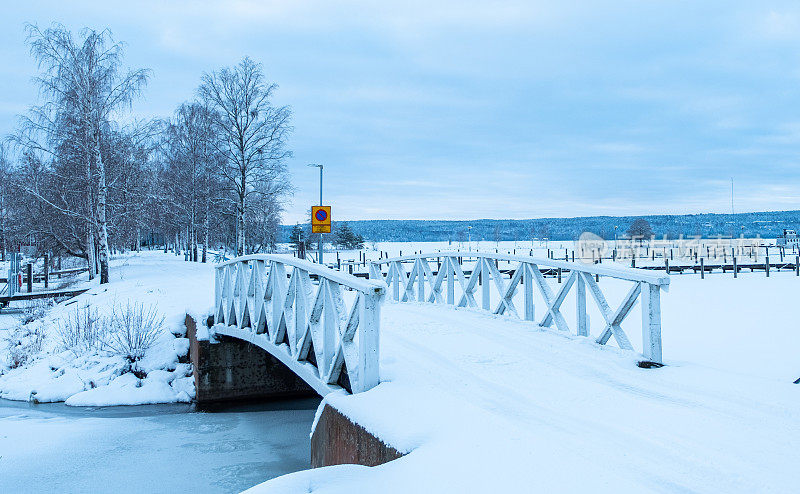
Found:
[200,251,669,400]
[209,255,385,396]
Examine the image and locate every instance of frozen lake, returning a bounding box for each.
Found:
[0,397,320,494]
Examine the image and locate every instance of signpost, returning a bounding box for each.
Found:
[311,206,332,234]
[312,206,332,264]
[308,163,328,264]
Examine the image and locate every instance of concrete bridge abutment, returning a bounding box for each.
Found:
[185,315,317,404]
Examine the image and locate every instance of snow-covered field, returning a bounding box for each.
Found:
[290,238,782,265]
[1,247,799,493]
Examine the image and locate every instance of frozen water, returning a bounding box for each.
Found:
[0,397,320,494]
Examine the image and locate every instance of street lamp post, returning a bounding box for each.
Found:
[309,164,324,264]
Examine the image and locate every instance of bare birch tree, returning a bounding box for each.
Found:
[198,57,292,256]
[0,145,9,261]
[17,24,149,283]
[163,102,221,261]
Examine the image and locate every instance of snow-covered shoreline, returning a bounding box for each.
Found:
[0,251,213,406]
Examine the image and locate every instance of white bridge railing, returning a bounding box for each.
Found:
[214,255,386,395]
[370,252,670,364]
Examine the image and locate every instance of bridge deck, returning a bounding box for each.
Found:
[263,296,800,492]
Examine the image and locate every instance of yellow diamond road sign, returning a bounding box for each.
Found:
[312,206,331,233]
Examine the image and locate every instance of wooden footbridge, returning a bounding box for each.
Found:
[202,250,669,400]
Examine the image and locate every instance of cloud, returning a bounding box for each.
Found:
[757,9,800,41]
[4,1,800,223]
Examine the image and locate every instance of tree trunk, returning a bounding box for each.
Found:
[237,199,245,257]
[87,226,96,279]
[86,167,96,281]
[191,220,198,262]
[95,140,110,284]
[203,198,209,263]
[238,163,246,256]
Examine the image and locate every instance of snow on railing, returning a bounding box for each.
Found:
[214,255,386,394]
[370,252,670,364]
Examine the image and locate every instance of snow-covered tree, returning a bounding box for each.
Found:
[628,218,654,241]
[198,57,292,256]
[13,24,149,283]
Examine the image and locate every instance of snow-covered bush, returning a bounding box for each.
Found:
[3,325,46,369]
[56,305,103,356]
[102,301,164,363]
[17,299,54,325]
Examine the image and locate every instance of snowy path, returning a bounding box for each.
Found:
[254,301,800,493]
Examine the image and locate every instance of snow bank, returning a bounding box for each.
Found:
[65,371,194,406]
[247,292,800,493]
[0,251,213,406]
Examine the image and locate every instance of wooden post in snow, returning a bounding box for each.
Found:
[26,263,32,293]
[575,272,587,336]
[44,254,49,289]
[641,282,663,363]
[523,263,534,321]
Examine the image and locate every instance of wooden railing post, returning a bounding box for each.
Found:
[523,263,535,321]
[358,289,382,392]
[417,259,425,302]
[392,262,400,301]
[576,273,587,336]
[446,257,455,305]
[641,282,663,363]
[481,258,491,310]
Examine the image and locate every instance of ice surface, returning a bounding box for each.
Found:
[0,398,319,493]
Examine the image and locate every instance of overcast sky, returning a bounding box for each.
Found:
[2,1,800,223]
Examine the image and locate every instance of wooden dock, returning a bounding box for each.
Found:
[0,288,89,308]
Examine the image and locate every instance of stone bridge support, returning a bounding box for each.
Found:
[185,315,316,404]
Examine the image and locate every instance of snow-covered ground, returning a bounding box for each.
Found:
[0,251,213,405]
[2,247,799,493]
[248,271,800,492]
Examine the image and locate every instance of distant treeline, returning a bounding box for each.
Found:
[282,210,800,243]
